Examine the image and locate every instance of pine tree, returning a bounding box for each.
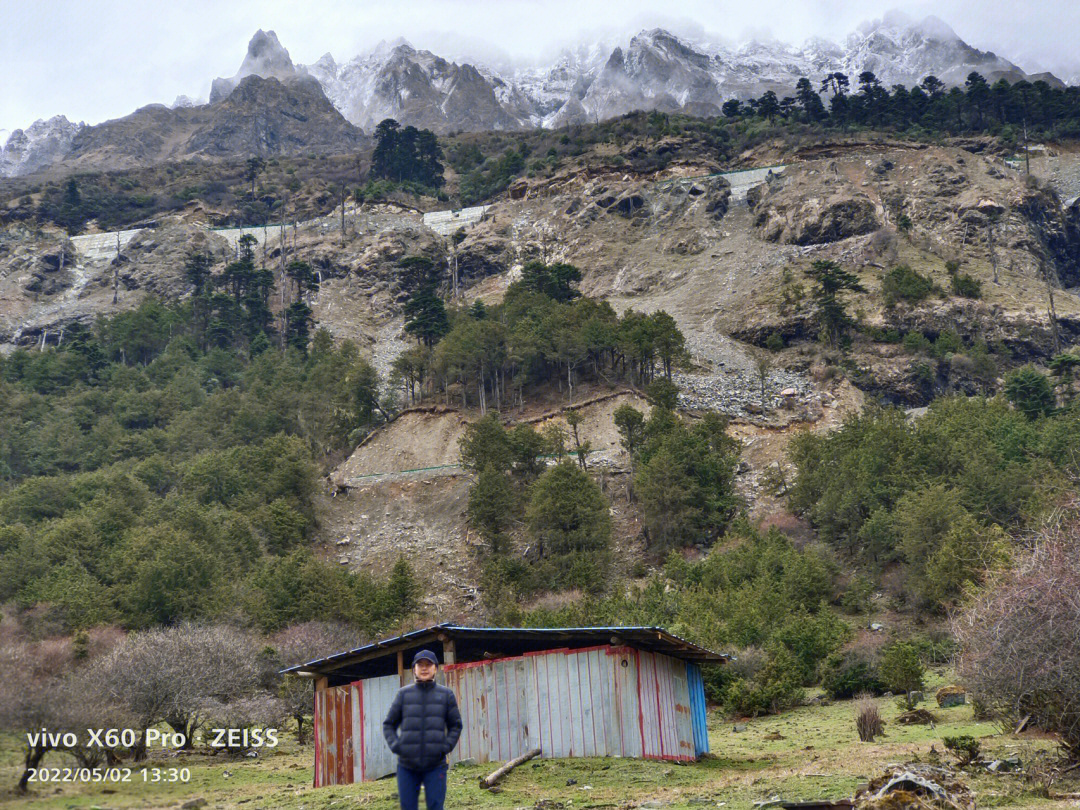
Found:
[806,260,865,347]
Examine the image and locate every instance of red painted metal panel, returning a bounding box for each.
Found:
[313,690,322,787]
[336,688,345,784]
[357,681,366,782]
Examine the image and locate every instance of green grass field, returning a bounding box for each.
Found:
[2,673,1074,810]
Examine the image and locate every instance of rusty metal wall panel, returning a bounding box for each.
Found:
[450,665,481,764]
[493,661,507,760]
[652,651,674,760]
[324,687,338,783]
[313,689,323,786]
[554,647,573,757]
[670,657,695,760]
[316,684,346,785]
[584,648,605,755]
[628,650,696,762]
[637,649,658,758]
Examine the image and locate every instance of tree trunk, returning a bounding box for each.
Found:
[132,729,148,762]
[18,745,49,793]
[479,748,542,789]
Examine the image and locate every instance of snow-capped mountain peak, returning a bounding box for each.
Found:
[201,16,1064,136]
[1,13,1069,177]
[209,29,307,103]
[0,115,85,177]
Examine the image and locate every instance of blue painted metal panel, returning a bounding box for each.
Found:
[686,662,709,757]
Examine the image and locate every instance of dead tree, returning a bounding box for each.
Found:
[953,511,1080,762]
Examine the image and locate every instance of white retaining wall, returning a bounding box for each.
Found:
[422,205,491,236]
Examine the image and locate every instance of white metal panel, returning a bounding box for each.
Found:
[525,655,543,754]
[351,684,363,782]
[360,674,400,781]
[513,657,531,756]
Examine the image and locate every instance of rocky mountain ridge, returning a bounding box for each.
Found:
[3,76,361,176]
[219,12,1061,132]
[3,12,1067,177]
[0,116,86,177]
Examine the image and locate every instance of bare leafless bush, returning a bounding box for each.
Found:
[855,694,885,742]
[953,515,1080,762]
[85,622,262,758]
[270,621,360,742]
[201,694,286,753]
[869,228,898,263]
[0,631,128,792]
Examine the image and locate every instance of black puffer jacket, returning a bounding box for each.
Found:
[382,680,463,771]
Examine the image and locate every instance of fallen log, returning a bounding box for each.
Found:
[478,748,542,789]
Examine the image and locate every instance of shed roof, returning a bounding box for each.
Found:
[283,623,727,680]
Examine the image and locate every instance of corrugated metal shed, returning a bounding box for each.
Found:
[298,626,724,786]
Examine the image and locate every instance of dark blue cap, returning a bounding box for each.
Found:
[412,650,439,666]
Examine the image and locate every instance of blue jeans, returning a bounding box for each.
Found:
[396,762,448,810]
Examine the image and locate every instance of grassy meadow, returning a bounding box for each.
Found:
[2,672,1074,810]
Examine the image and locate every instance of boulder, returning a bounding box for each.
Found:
[935,685,967,708]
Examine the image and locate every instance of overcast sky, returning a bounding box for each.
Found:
[2,0,1077,135]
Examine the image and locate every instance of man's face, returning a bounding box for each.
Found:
[414,660,437,682]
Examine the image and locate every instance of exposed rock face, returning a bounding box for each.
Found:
[188,16,1061,137]
[186,75,362,157]
[578,31,724,122]
[112,224,231,298]
[0,116,84,177]
[5,16,1065,177]
[299,16,1059,133]
[309,42,520,133]
[842,12,1041,89]
[1014,190,1080,288]
[749,178,880,245]
[209,29,304,103]
[0,220,230,347]
[58,76,361,171]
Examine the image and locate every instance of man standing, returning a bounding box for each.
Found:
[383,650,463,810]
